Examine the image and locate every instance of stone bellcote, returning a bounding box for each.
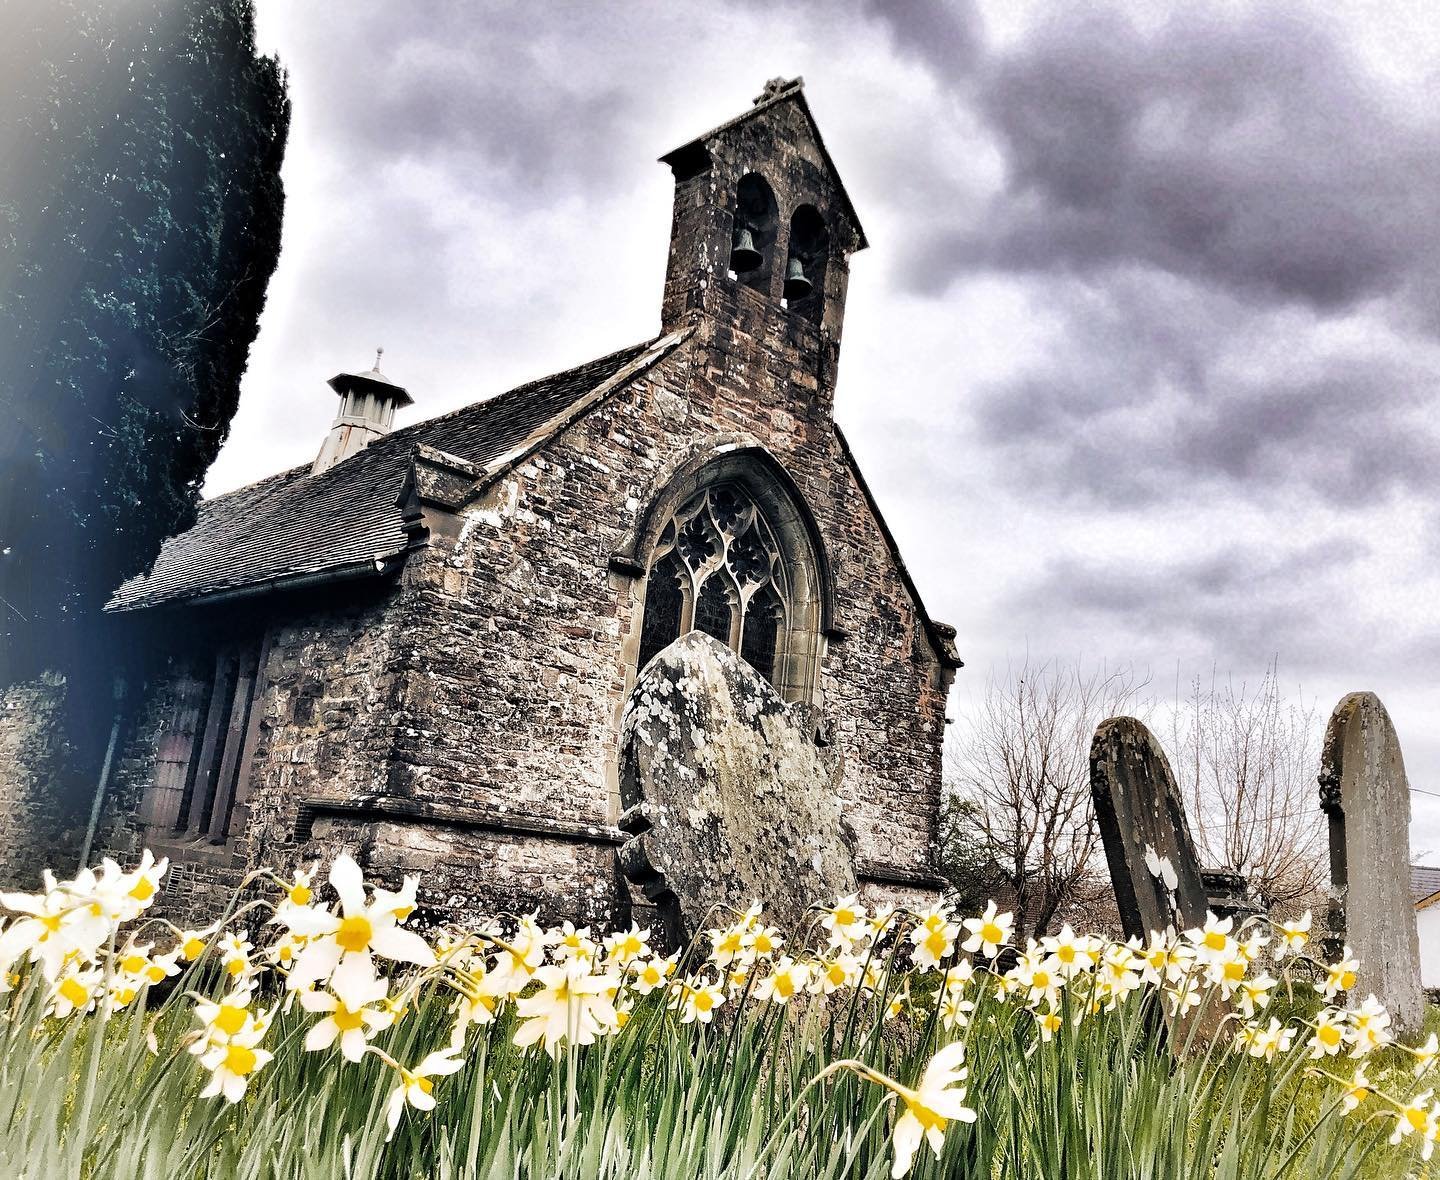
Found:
[658,78,867,407]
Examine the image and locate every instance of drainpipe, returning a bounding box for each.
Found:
[77,676,126,872]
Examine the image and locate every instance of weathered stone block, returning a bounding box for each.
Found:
[1319,692,1424,1034]
[619,632,857,943]
[1091,716,1209,941]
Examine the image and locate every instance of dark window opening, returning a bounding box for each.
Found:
[731,173,778,292]
[783,204,829,322]
[694,576,734,646]
[740,587,783,684]
[638,551,685,672]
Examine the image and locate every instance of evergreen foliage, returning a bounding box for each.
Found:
[0,0,289,690]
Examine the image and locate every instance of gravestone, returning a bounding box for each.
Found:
[1318,692,1423,1035]
[618,631,857,945]
[1090,717,1210,942]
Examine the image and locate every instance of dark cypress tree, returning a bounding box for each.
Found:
[0,0,289,797]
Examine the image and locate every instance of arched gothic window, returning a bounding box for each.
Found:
[637,482,793,688]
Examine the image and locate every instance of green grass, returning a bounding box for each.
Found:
[0,862,1434,1179]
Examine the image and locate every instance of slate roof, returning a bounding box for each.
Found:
[108,340,657,611]
[1413,864,1440,907]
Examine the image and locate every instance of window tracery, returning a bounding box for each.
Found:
[637,482,791,685]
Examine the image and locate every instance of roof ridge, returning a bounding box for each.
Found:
[380,337,657,449]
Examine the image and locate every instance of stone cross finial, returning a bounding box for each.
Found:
[1319,691,1424,1035]
[754,76,802,105]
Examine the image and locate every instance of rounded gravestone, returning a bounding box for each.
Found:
[1318,692,1424,1035]
[618,632,857,944]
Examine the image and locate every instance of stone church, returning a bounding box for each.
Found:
[1,79,960,928]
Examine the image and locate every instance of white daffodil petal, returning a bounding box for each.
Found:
[370,925,437,967]
[330,952,379,1009]
[328,854,366,913]
[304,1021,339,1052]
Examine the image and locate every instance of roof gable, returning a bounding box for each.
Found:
[108,340,664,611]
[660,79,868,250]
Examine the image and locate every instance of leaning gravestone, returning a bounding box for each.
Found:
[618,631,857,945]
[1318,692,1423,1035]
[1091,716,1212,942]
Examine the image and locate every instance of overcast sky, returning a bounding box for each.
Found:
[214,1,1440,859]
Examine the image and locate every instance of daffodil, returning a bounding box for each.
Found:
[908,906,958,971]
[1274,910,1311,958]
[628,951,678,996]
[512,962,620,1056]
[853,1041,978,1178]
[302,975,394,1061]
[1410,1033,1439,1077]
[1238,1017,1294,1061]
[1307,1008,1348,1059]
[1341,1065,1371,1112]
[1388,1089,1440,1159]
[671,975,725,1024]
[756,956,810,1004]
[1009,941,1061,1009]
[190,986,265,1055]
[811,953,860,996]
[383,1048,465,1140]
[708,923,748,968]
[198,1021,273,1103]
[960,901,1012,958]
[1235,973,1275,1019]
[219,933,254,981]
[744,922,783,959]
[0,872,99,981]
[1347,994,1392,1058]
[49,962,101,1018]
[284,854,435,1006]
[820,895,867,948]
[1041,924,1098,978]
[1316,948,1359,1000]
[1034,1008,1063,1042]
[553,921,598,967]
[1185,913,1235,964]
[175,925,217,962]
[602,924,651,969]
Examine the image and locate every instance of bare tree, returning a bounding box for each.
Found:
[945,659,1148,944]
[1168,660,1324,912]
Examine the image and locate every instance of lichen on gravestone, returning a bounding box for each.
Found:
[618,632,857,945]
[1318,692,1424,1036]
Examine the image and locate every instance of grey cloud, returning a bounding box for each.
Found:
[859,0,982,76]
[971,272,1440,508]
[1015,535,1371,665]
[906,4,1440,312]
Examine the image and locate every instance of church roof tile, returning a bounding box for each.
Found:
[107,340,656,611]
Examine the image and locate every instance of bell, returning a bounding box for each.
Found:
[783,256,813,301]
[729,227,762,273]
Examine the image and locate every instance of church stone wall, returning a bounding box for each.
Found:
[377,320,952,926]
[0,674,84,888]
[95,586,409,926]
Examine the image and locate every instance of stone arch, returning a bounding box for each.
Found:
[783,203,829,323]
[730,172,779,295]
[622,442,831,705]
